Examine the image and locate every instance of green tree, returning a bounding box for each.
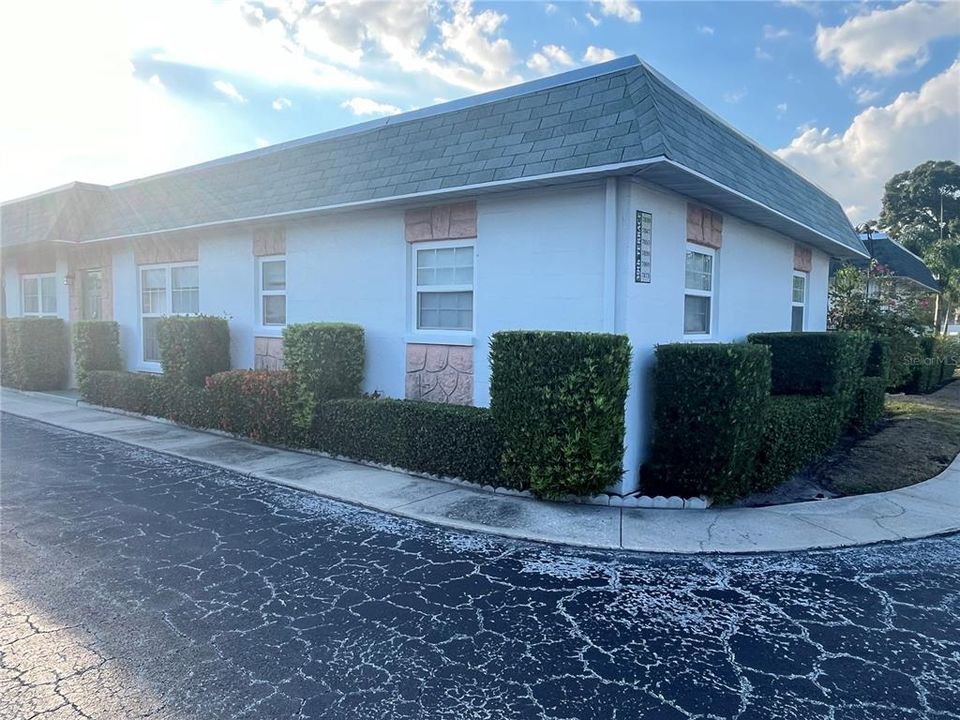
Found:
[878,160,960,332]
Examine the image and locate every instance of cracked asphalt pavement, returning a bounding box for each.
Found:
[1,414,959,720]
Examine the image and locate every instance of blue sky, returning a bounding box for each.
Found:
[2,1,958,221]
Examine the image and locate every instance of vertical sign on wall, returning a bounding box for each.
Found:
[635,211,652,283]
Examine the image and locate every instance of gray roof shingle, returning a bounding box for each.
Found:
[831,232,938,291]
[1,56,865,257]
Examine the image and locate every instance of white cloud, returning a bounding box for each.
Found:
[593,0,641,23]
[583,46,617,64]
[545,3,557,14]
[213,79,246,103]
[762,25,790,40]
[697,25,715,36]
[776,102,788,116]
[776,60,960,221]
[755,46,773,61]
[527,44,574,74]
[815,1,960,76]
[148,74,165,90]
[723,87,747,103]
[585,12,601,27]
[340,96,402,116]
[272,96,292,111]
[854,86,882,105]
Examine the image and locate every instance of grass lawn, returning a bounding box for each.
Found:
[813,378,960,496]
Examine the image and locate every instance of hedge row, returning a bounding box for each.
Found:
[750,395,847,492]
[645,343,771,502]
[490,331,631,498]
[0,317,68,390]
[283,323,364,401]
[73,321,122,388]
[903,336,957,394]
[158,315,231,387]
[206,370,313,447]
[317,399,502,485]
[746,331,869,397]
[648,331,885,501]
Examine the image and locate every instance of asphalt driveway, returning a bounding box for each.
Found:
[1,414,958,720]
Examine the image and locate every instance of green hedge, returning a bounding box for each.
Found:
[0,317,68,390]
[747,331,869,397]
[158,315,230,387]
[283,323,364,401]
[73,321,122,389]
[489,331,631,498]
[851,377,887,433]
[750,395,847,492]
[645,343,772,501]
[81,370,165,416]
[207,370,313,446]
[888,334,921,390]
[864,336,891,384]
[316,398,501,485]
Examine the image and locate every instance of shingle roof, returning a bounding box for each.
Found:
[836,232,939,291]
[1,56,866,258]
[1,182,107,248]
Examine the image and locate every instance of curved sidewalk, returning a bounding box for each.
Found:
[2,388,958,554]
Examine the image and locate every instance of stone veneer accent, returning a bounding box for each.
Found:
[68,246,114,321]
[794,244,813,272]
[133,235,198,265]
[254,337,285,371]
[16,247,57,275]
[686,204,723,249]
[253,226,286,256]
[404,201,477,243]
[405,344,473,405]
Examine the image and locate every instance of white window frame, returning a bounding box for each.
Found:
[256,255,286,333]
[792,271,808,332]
[21,273,58,317]
[411,239,475,337]
[80,268,104,321]
[683,244,717,339]
[138,262,199,371]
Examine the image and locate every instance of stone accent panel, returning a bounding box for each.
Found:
[16,247,57,275]
[133,235,198,265]
[254,336,285,370]
[686,204,723,249]
[794,244,813,272]
[253,226,286,256]
[405,343,473,405]
[404,201,477,243]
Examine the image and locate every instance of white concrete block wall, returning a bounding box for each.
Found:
[199,232,256,370]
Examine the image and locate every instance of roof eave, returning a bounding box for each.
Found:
[635,159,869,259]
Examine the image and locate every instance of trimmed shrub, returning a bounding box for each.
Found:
[158,315,230,387]
[81,370,164,416]
[283,323,365,401]
[751,395,847,492]
[207,370,313,446]
[0,319,11,387]
[316,398,501,485]
[864,335,891,383]
[851,377,887,433]
[645,343,772,501]
[888,334,922,391]
[489,331,631,498]
[158,383,215,428]
[1,317,68,390]
[747,331,869,397]
[73,320,122,389]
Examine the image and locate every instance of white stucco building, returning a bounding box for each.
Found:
[0,56,867,494]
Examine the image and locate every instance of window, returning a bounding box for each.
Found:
[792,272,807,332]
[22,274,57,317]
[80,269,103,320]
[684,246,715,336]
[414,242,474,332]
[139,263,199,366]
[258,257,286,326]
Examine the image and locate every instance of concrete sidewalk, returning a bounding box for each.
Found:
[2,388,958,554]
